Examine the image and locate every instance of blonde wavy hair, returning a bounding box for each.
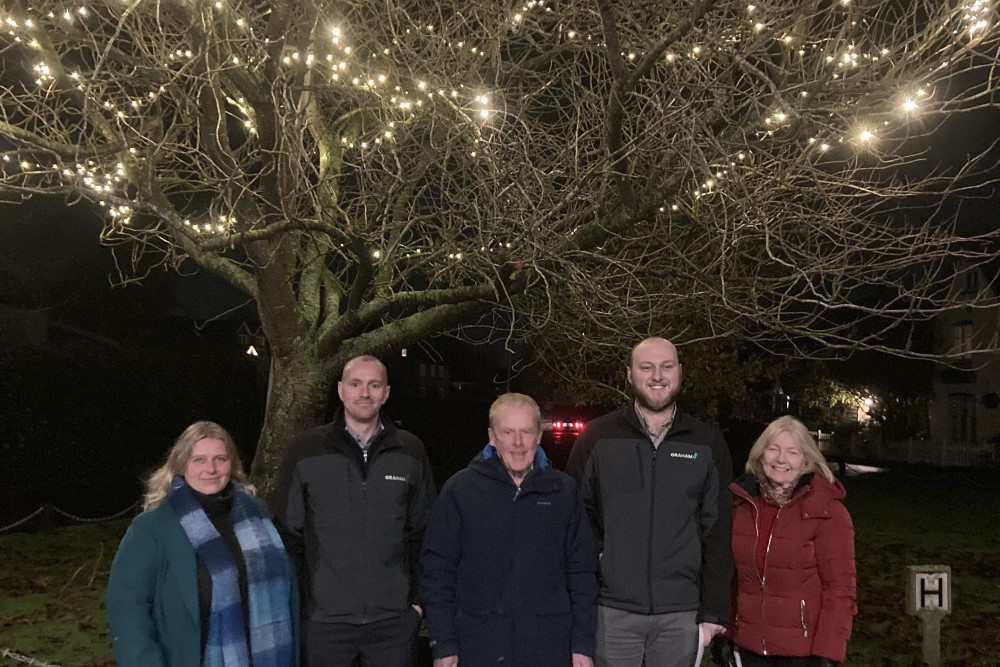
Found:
[143,421,254,510]
[745,415,835,484]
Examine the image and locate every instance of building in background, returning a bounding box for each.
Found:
[927,263,1000,465]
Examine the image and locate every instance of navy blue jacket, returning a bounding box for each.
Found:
[421,445,599,666]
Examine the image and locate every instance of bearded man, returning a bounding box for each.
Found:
[566,337,734,667]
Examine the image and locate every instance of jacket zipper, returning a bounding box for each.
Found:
[360,444,372,504]
[801,599,809,637]
[758,504,783,655]
[356,435,374,618]
[647,448,657,614]
[747,498,765,655]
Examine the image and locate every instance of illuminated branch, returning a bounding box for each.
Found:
[0,0,998,462]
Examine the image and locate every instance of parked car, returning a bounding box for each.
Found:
[540,409,590,470]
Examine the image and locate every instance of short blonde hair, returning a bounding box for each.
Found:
[488,393,542,430]
[142,421,253,510]
[745,415,834,483]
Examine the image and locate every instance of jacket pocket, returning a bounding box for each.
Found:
[800,600,809,637]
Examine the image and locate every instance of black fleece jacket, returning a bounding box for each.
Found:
[270,412,436,624]
[565,404,733,624]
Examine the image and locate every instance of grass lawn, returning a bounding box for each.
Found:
[1,467,998,666]
[841,467,1000,666]
[0,519,123,667]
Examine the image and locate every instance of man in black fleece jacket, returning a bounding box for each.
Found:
[566,337,733,667]
[271,355,436,667]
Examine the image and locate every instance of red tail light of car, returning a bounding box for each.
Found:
[552,420,586,432]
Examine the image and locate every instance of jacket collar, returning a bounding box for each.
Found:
[328,409,400,455]
[472,444,559,492]
[732,470,812,496]
[623,402,694,438]
[731,471,847,515]
[480,443,552,470]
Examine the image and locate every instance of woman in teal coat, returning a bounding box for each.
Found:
[106,421,298,667]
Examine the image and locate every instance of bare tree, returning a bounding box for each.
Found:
[2,0,999,492]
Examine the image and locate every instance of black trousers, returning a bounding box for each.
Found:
[304,609,422,667]
[737,649,814,667]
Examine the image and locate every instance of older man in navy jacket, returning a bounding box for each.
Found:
[421,393,599,667]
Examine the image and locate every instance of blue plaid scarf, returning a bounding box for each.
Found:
[168,477,295,667]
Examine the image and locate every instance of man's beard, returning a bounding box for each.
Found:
[633,386,679,414]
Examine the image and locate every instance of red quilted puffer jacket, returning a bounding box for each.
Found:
[729,472,857,662]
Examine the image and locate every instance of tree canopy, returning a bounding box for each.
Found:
[3,0,999,491]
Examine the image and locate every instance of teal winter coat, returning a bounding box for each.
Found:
[105,498,300,667]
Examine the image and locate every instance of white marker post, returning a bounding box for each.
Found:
[905,565,951,667]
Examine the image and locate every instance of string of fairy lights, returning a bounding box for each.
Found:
[1,0,996,247]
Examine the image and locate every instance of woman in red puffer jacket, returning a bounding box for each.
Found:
[725,416,856,667]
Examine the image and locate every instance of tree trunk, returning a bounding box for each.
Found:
[249,345,336,500]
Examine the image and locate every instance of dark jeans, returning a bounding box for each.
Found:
[737,649,813,667]
[305,609,421,667]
